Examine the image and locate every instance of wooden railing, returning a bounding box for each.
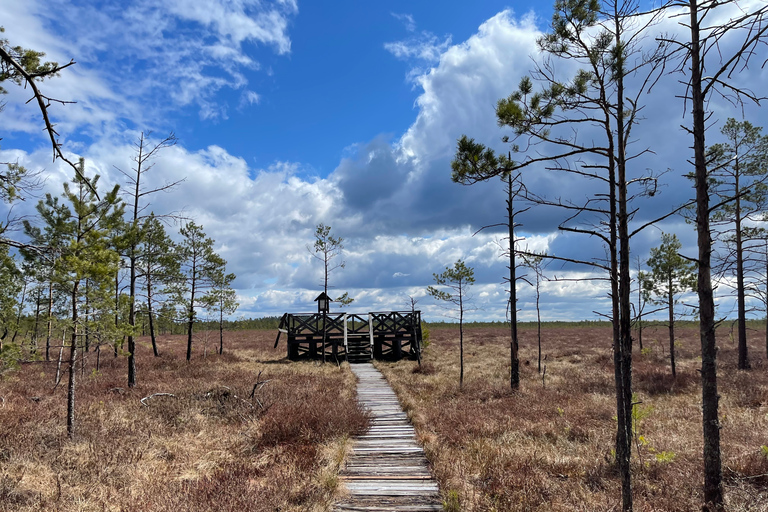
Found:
[275,310,422,359]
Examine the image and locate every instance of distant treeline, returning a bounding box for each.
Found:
[117,316,767,333]
[423,318,767,330]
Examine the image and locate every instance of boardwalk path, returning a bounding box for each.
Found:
[334,363,442,512]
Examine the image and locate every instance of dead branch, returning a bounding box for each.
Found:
[0,47,97,197]
[249,371,272,410]
[140,393,176,407]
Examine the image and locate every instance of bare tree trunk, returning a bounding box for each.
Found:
[735,169,749,369]
[614,15,633,509]
[32,294,41,355]
[690,3,723,507]
[219,307,224,355]
[83,279,90,352]
[114,272,119,358]
[147,292,159,357]
[127,253,136,387]
[536,275,542,374]
[636,258,644,352]
[67,282,79,438]
[507,176,520,389]
[55,336,64,386]
[459,290,464,390]
[668,279,676,377]
[12,278,27,344]
[45,282,53,362]
[186,270,196,362]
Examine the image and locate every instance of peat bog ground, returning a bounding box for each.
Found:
[378,324,768,512]
[0,331,367,511]
[2,325,767,511]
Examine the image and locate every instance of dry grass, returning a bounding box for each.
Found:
[0,331,367,511]
[377,325,768,511]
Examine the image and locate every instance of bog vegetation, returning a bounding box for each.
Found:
[379,325,768,512]
[0,330,367,511]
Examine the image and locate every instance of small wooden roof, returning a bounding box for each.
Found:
[314,292,333,302]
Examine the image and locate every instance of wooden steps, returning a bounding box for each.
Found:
[334,364,441,512]
[347,336,372,363]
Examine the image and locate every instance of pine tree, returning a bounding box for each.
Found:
[137,214,182,357]
[427,260,474,389]
[708,119,768,370]
[173,222,220,362]
[56,160,122,437]
[643,233,697,377]
[204,262,238,355]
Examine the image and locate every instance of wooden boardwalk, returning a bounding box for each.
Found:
[334,363,442,512]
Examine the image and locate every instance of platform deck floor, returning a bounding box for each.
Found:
[333,363,442,512]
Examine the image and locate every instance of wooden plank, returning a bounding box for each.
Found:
[333,363,440,512]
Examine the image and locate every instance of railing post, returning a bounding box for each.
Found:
[368,313,374,360]
[344,312,348,353]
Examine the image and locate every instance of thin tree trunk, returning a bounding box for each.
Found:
[45,281,53,362]
[147,291,159,357]
[12,278,27,344]
[614,15,633,510]
[690,3,724,507]
[55,336,64,387]
[219,306,224,355]
[84,279,90,352]
[32,293,41,355]
[114,272,119,358]
[637,266,643,351]
[459,287,464,389]
[537,276,542,374]
[67,281,79,438]
[322,266,328,364]
[735,165,749,369]
[127,136,143,386]
[127,254,136,387]
[669,277,676,377]
[507,176,520,389]
[186,264,196,362]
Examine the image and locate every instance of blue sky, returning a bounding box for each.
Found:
[1,0,767,323]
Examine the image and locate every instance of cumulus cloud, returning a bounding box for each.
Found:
[3,4,766,323]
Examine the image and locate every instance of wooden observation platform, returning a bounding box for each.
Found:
[274,310,423,363]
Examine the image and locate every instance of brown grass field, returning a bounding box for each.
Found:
[1,325,767,511]
[0,331,367,511]
[377,324,768,511]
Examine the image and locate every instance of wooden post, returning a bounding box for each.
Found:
[344,313,348,353]
[393,338,402,360]
[368,314,374,360]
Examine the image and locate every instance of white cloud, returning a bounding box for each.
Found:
[240,90,262,108]
[0,0,297,135]
[391,13,416,33]
[4,4,766,323]
[384,13,452,78]
[384,34,452,64]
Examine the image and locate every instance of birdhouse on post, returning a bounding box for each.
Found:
[314,292,332,314]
